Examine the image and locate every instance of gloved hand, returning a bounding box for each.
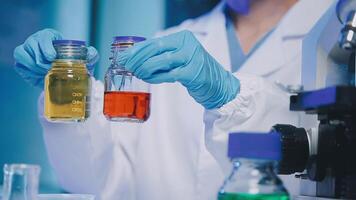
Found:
[13,28,99,89]
[117,30,240,109]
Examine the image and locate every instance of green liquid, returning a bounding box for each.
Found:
[218,193,289,200]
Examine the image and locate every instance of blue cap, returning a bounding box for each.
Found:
[53,40,86,46]
[228,132,281,160]
[113,36,146,43]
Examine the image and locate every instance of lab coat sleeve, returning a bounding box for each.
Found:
[38,77,136,199]
[204,73,299,172]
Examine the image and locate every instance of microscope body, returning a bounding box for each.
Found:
[274,0,356,199]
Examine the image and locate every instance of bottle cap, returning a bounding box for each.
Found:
[228,132,281,160]
[53,40,86,46]
[113,36,146,44]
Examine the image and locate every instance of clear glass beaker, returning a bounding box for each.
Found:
[44,40,91,122]
[2,164,41,200]
[103,36,151,123]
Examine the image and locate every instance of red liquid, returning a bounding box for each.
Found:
[104,91,150,122]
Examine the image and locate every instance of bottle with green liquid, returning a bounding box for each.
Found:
[218,132,289,200]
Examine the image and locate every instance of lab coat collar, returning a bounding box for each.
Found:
[195,0,335,76]
[239,0,335,76]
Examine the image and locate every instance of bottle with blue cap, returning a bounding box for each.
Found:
[103,36,151,123]
[44,40,91,122]
[218,132,289,200]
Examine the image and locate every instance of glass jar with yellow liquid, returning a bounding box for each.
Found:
[44,40,91,122]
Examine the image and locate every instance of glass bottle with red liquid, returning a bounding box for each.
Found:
[104,36,150,122]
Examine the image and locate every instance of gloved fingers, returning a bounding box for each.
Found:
[36,29,63,61]
[117,40,176,73]
[14,62,45,79]
[14,45,49,75]
[24,39,52,73]
[16,29,62,75]
[134,50,187,80]
[14,62,46,88]
[142,70,178,84]
[87,46,99,66]
[86,46,99,75]
[117,31,190,72]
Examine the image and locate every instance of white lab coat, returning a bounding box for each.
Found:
[38,1,335,199]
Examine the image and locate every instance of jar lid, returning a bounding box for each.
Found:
[53,40,86,46]
[113,36,146,44]
[228,132,281,160]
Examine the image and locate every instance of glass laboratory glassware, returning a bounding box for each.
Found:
[218,132,289,200]
[2,164,41,200]
[44,40,91,122]
[37,194,95,200]
[104,36,150,122]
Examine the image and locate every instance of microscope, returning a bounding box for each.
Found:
[272,0,356,199]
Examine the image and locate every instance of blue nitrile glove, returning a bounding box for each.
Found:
[117,30,240,109]
[13,28,99,89]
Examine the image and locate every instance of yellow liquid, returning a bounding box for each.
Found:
[44,61,91,122]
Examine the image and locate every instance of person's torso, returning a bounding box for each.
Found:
[106,1,335,199]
